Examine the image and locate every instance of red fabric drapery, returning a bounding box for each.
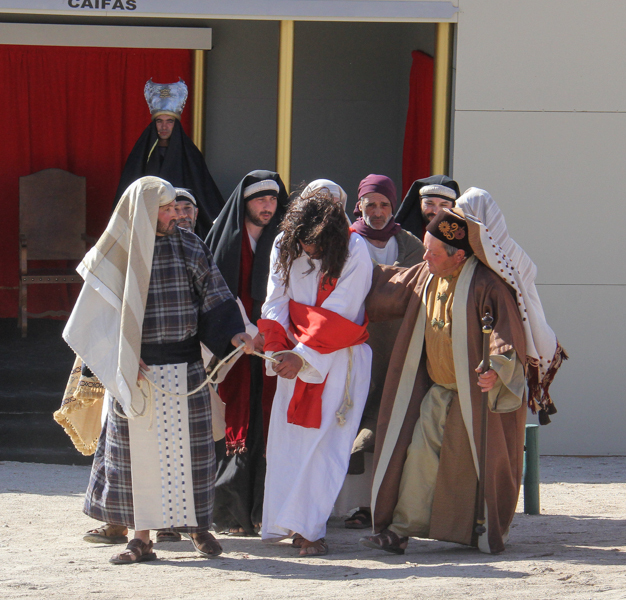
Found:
[401,50,434,197]
[1,45,192,318]
[219,233,254,454]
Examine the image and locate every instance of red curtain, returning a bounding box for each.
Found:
[401,50,434,197]
[1,45,192,318]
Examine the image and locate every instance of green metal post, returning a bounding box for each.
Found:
[524,423,540,515]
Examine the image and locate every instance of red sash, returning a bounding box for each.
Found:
[257,277,368,429]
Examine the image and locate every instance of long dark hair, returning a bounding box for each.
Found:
[276,188,350,289]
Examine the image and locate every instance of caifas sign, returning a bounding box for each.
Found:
[67,0,137,8]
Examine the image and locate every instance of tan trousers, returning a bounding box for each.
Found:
[389,383,457,538]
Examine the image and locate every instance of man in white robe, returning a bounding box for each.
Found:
[258,189,373,556]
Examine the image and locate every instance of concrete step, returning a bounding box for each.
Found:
[0,412,93,466]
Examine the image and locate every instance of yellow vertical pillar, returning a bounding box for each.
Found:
[192,49,206,153]
[276,20,295,192]
[431,23,454,175]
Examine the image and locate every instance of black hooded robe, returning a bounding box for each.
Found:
[113,120,224,240]
[395,175,460,240]
[205,170,290,534]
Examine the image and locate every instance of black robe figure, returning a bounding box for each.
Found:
[113,120,224,240]
[205,170,289,535]
[395,174,460,240]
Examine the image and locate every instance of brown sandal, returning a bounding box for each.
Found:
[84,524,129,545]
[360,528,409,555]
[109,539,157,564]
[344,509,372,530]
[298,538,329,557]
[156,529,182,543]
[291,533,305,548]
[185,531,223,558]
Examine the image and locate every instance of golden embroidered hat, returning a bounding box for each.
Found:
[144,78,188,119]
[426,207,473,256]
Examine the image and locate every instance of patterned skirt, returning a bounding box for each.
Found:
[83,360,215,532]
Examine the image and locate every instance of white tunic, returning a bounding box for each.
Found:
[364,235,398,266]
[261,232,373,542]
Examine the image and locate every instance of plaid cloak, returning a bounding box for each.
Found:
[84,228,243,531]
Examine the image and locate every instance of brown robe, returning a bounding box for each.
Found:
[366,258,527,554]
[350,229,425,471]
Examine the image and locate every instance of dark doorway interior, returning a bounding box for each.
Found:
[0,318,91,465]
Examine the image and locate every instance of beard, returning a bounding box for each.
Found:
[363,213,392,230]
[422,210,437,223]
[177,218,194,231]
[246,205,274,228]
[157,218,177,235]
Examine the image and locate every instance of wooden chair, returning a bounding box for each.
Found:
[18,168,87,337]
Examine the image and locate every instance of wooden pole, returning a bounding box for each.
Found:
[191,49,205,153]
[431,22,453,175]
[276,20,294,192]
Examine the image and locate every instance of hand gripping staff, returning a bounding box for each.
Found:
[475,311,493,537]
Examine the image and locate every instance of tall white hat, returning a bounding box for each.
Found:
[144,78,188,120]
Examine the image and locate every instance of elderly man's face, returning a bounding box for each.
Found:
[358,193,393,230]
[155,115,176,141]
[176,200,198,231]
[421,196,454,223]
[423,232,465,277]
[245,195,278,228]
[156,200,178,236]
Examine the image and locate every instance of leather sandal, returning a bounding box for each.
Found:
[291,533,305,548]
[156,529,182,543]
[109,539,157,564]
[345,509,372,529]
[360,528,409,555]
[84,524,128,545]
[184,531,223,558]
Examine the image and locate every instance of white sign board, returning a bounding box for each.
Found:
[0,1,458,22]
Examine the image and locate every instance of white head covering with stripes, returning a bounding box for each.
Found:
[458,187,566,420]
[64,176,176,417]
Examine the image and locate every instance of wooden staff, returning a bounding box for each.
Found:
[475,311,493,536]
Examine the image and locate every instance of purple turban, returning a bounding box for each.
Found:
[356,174,397,212]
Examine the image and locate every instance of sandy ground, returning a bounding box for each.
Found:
[1,456,626,600]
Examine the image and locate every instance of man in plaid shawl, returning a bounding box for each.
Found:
[64,176,253,564]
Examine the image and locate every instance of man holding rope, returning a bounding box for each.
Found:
[64,176,253,564]
[258,189,373,557]
[360,202,565,555]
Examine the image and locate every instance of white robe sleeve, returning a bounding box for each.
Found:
[262,236,293,377]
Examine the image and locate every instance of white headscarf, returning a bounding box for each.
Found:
[302,179,348,209]
[64,176,177,417]
[458,187,566,421]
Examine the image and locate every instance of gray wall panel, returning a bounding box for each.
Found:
[291,21,435,209]
[204,19,279,200]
